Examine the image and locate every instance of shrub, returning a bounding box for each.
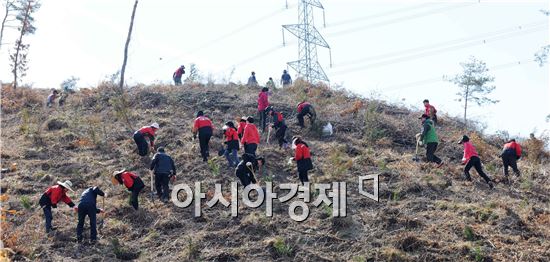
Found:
[463,225,475,241]
[524,133,550,164]
[273,237,293,257]
[207,159,220,176]
[20,196,32,210]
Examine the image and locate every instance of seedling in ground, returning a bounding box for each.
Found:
[273,237,293,257]
[463,225,475,241]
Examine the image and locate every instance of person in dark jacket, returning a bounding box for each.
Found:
[76,186,105,243]
[38,180,76,233]
[133,122,160,156]
[150,147,177,202]
[267,106,288,148]
[192,111,214,162]
[173,65,185,85]
[112,170,145,210]
[501,139,522,182]
[281,70,292,87]
[235,153,265,187]
[419,114,443,167]
[296,101,316,128]
[223,121,240,167]
[247,71,258,87]
[292,136,313,185]
[458,135,494,189]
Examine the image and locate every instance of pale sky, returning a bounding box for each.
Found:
[1,0,549,137]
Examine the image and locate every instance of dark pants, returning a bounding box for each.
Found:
[198,127,212,161]
[465,156,491,183]
[298,170,309,185]
[258,110,267,132]
[174,77,182,85]
[133,132,149,156]
[275,126,287,148]
[426,142,442,164]
[297,105,315,127]
[43,205,53,233]
[225,148,239,167]
[77,203,97,241]
[155,173,170,201]
[130,187,143,210]
[244,143,257,156]
[502,154,520,177]
[236,171,256,187]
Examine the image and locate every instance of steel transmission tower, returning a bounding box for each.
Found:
[282,0,331,83]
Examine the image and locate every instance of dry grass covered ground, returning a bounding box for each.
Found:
[1,81,549,261]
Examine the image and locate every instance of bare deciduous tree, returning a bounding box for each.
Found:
[119,0,138,92]
[1,0,17,49]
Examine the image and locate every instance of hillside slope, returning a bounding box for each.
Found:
[1,82,549,261]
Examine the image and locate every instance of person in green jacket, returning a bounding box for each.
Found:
[419,114,443,167]
[266,77,276,89]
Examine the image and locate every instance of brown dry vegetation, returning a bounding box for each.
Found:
[1,81,549,261]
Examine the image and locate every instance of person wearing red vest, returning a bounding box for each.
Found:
[223,121,240,167]
[38,180,76,233]
[133,123,159,156]
[241,116,260,156]
[501,139,522,181]
[112,170,145,210]
[257,87,270,132]
[173,65,185,85]
[296,101,316,128]
[237,117,247,140]
[292,136,313,185]
[423,99,438,125]
[192,111,214,162]
[458,135,493,189]
[266,106,288,148]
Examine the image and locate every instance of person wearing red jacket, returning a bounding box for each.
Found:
[501,139,522,180]
[112,170,145,210]
[257,87,270,132]
[38,180,76,233]
[192,111,214,162]
[292,136,313,184]
[223,121,240,167]
[458,135,493,189]
[296,101,316,128]
[241,116,260,155]
[133,122,159,156]
[423,99,438,125]
[237,117,247,140]
[173,65,185,85]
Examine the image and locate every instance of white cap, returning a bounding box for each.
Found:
[151,122,160,129]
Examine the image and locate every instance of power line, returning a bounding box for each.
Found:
[133,5,293,79]
[327,3,437,28]
[334,21,546,68]
[330,25,546,75]
[325,2,476,37]
[381,58,535,93]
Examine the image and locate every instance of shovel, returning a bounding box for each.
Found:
[412,133,421,162]
[266,126,272,145]
[150,170,156,203]
[98,196,105,233]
